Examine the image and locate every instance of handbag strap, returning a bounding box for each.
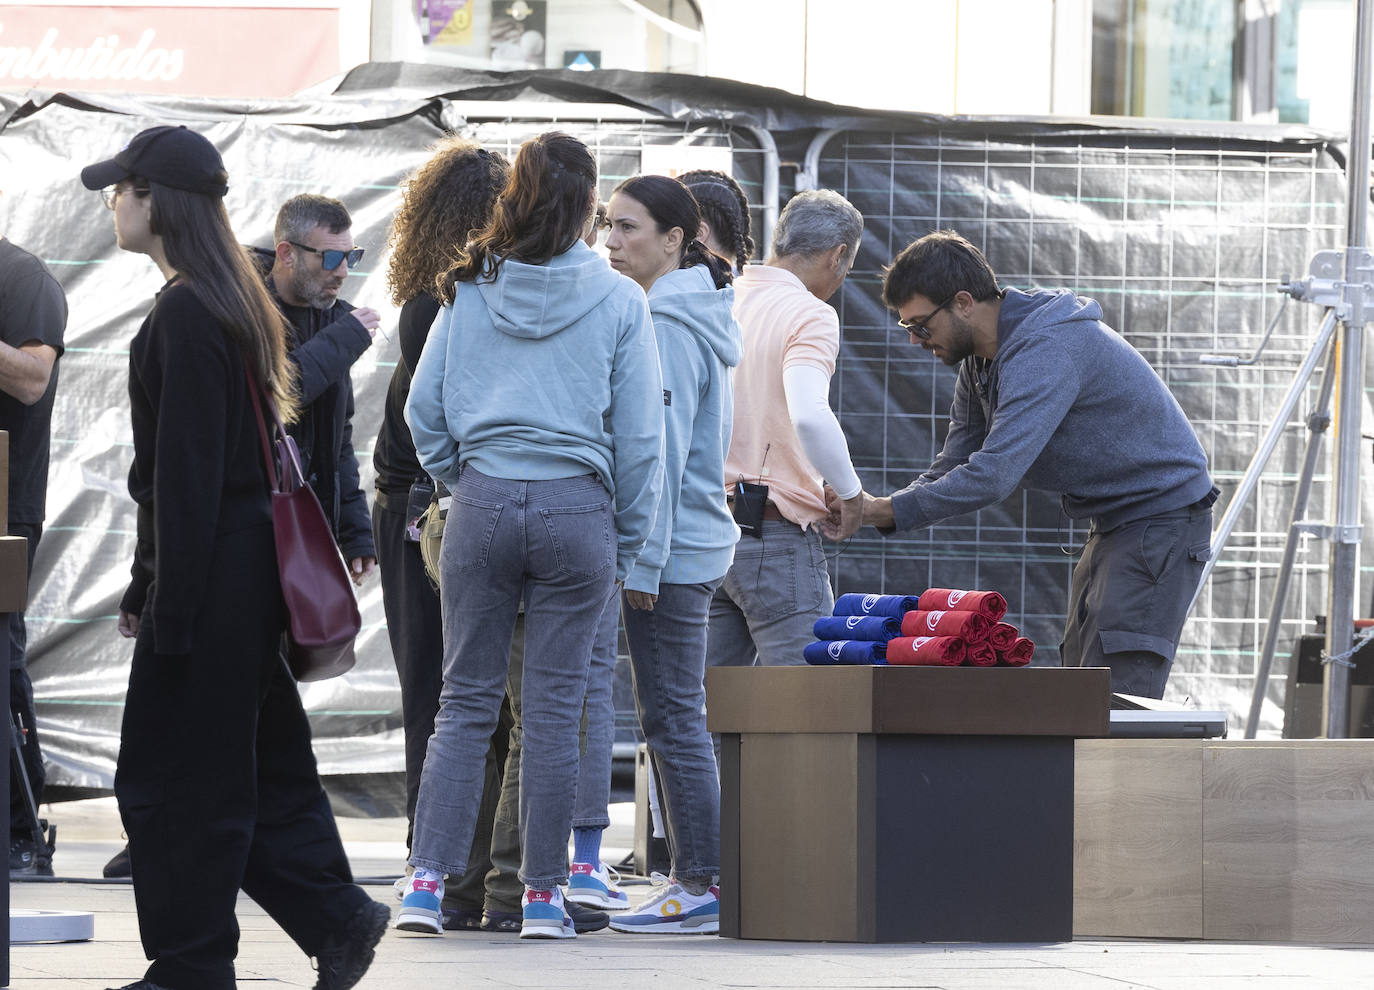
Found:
[243,362,280,492]
[242,362,308,494]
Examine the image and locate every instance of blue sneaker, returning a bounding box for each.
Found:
[566,860,630,910]
[520,886,576,939]
[608,876,719,934]
[394,874,444,934]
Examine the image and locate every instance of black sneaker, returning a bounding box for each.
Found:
[106,982,173,990]
[104,843,132,878]
[9,835,41,876]
[566,898,610,934]
[12,827,55,877]
[314,899,389,990]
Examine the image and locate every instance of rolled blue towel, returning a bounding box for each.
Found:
[813,615,901,642]
[803,639,888,665]
[833,593,921,619]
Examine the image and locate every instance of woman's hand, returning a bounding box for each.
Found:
[625,589,657,611]
[118,610,141,638]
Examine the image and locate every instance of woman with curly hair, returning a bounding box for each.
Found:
[373,137,510,925]
[678,168,754,273]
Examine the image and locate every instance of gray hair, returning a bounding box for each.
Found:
[771,189,863,264]
[274,193,352,244]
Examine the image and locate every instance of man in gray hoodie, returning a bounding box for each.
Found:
[849,230,1216,698]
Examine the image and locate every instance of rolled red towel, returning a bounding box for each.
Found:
[997,637,1035,666]
[916,588,1008,622]
[966,642,997,667]
[886,636,966,666]
[900,609,993,643]
[988,622,1018,651]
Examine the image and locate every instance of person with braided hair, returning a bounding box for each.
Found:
[679,168,754,274]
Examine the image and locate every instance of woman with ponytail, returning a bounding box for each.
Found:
[83,125,387,990]
[601,174,741,934]
[399,131,664,940]
[679,168,755,274]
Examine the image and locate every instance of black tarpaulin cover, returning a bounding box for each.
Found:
[0,66,1357,800]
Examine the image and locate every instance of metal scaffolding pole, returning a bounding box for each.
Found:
[1323,0,1374,739]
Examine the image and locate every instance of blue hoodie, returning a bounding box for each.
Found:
[625,264,742,595]
[406,240,665,581]
[890,288,1213,533]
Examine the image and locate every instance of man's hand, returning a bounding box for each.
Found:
[625,589,657,611]
[862,493,896,530]
[821,485,866,541]
[349,555,377,586]
[118,610,140,639]
[351,307,381,340]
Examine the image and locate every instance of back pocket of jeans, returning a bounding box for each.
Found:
[540,502,613,578]
[444,494,504,573]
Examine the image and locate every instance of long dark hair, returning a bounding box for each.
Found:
[386,138,510,305]
[614,174,733,290]
[679,168,754,273]
[443,131,595,299]
[148,177,298,421]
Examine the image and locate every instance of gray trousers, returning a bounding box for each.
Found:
[1061,499,1213,699]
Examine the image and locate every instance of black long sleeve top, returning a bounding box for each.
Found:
[120,280,272,655]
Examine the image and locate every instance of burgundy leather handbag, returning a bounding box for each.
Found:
[245,366,361,681]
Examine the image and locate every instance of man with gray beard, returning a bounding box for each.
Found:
[262,194,380,584]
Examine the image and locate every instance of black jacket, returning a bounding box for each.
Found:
[251,247,375,561]
[121,280,275,653]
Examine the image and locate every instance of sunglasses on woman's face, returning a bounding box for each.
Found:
[289,241,364,271]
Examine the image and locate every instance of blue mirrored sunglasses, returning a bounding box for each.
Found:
[289,241,364,271]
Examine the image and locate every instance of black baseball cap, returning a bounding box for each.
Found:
[81,125,228,198]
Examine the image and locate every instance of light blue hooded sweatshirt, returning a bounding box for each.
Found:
[405,240,665,582]
[625,264,742,596]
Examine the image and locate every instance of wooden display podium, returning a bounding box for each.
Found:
[707,665,1110,943]
[0,431,29,987]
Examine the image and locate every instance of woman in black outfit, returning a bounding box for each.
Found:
[83,125,388,990]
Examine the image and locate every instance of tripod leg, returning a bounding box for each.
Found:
[1243,337,1339,738]
[1190,307,1340,614]
[10,712,50,874]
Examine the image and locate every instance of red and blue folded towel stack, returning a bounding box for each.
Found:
[803,589,1035,668]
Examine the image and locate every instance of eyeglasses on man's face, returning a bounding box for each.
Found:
[101,183,150,210]
[897,294,956,339]
[289,241,364,271]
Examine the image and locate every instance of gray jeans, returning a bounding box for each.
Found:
[706,520,835,669]
[623,580,722,883]
[409,468,615,888]
[1061,500,1213,699]
[705,521,834,769]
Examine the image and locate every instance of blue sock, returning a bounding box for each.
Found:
[572,827,603,866]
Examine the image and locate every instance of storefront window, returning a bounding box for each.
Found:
[1091,0,1235,120]
[1276,0,1352,128]
[411,0,703,74]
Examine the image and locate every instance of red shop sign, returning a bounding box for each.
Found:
[0,6,342,98]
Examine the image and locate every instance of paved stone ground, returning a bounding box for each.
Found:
[8,798,1374,989]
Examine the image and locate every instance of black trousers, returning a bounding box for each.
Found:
[115,523,370,990]
[373,497,508,911]
[9,521,43,836]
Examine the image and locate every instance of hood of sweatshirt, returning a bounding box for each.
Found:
[476,240,624,339]
[997,287,1102,345]
[648,264,741,367]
